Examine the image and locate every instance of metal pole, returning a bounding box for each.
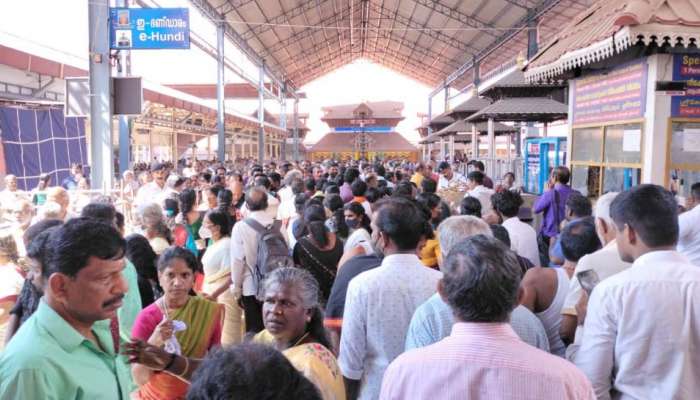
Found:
[280,86,287,161]
[89,0,113,190]
[117,0,130,176]
[488,118,495,176]
[439,136,446,161]
[471,123,478,159]
[258,63,265,162]
[427,96,433,136]
[293,98,299,162]
[216,22,226,163]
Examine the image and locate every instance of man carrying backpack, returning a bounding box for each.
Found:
[231,186,293,334]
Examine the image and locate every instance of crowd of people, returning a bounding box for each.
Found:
[0,156,698,400]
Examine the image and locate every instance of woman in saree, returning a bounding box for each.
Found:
[131,246,223,400]
[200,209,243,346]
[253,267,346,400]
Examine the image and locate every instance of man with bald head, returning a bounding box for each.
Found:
[405,215,550,352]
[35,187,74,223]
[230,186,274,334]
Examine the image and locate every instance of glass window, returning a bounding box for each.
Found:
[603,167,641,193]
[604,124,642,164]
[572,165,601,197]
[670,122,700,165]
[572,128,603,162]
[670,169,700,199]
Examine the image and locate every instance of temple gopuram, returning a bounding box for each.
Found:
[308,101,419,162]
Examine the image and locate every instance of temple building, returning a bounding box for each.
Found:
[308,101,419,162]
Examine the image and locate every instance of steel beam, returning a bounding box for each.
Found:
[216,22,226,162]
[240,0,331,41]
[188,0,296,96]
[431,0,563,96]
[412,0,499,38]
[371,2,477,54]
[257,63,265,162]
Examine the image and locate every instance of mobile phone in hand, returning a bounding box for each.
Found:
[577,269,600,296]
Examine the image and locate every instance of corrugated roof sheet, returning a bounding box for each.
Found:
[466,97,568,122]
[450,96,493,115]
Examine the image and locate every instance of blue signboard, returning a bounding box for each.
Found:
[671,54,700,117]
[334,126,392,133]
[110,8,190,50]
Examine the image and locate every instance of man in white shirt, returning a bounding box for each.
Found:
[230,186,273,334]
[678,182,700,265]
[436,161,467,190]
[0,175,27,214]
[134,163,168,208]
[493,190,539,266]
[339,198,441,400]
[576,184,700,400]
[277,173,303,222]
[465,171,495,215]
[560,192,631,358]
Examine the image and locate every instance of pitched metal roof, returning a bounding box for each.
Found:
[195,0,596,89]
[465,97,567,122]
[309,131,417,152]
[525,0,700,81]
[321,101,404,120]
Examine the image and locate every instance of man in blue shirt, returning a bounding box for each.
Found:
[61,163,83,190]
[533,166,579,266]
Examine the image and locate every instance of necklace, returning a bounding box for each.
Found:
[291,331,310,348]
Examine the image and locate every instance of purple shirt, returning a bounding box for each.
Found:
[340,182,353,203]
[533,184,577,238]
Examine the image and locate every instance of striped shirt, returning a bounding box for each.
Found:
[381,322,595,400]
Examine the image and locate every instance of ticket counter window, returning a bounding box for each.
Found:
[668,121,700,200]
[571,123,643,197]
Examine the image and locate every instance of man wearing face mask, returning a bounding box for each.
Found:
[0,218,132,399]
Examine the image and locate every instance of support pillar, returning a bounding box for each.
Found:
[488,118,495,176]
[89,0,113,190]
[449,134,455,162]
[439,136,446,161]
[257,64,265,162]
[280,87,287,161]
[471,123,478,159]
[293,98,299,162]
[117,0,131,176]
[216,22,226,163]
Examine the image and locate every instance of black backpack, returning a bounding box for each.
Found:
[243,218,295,300]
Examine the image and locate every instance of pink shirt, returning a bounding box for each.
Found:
[380,322,595,400]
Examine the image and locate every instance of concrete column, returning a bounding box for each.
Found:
[471,123,478,159]
[644,54,673,184]
[449,134,455,161]
[439,136,446,161]
[88,0,113,190]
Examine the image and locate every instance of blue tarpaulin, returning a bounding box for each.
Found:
[0,105,88,191]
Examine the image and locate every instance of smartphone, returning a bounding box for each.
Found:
[577,269,600,296]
